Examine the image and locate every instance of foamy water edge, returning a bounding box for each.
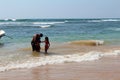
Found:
[0,50,120,72]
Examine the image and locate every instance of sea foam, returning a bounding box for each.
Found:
[88,19,120,23]
[0,50,120,72]
[33,22,65,25]
[70,40,104,46]
[39,25,51,28]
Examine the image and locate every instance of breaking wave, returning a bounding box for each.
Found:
[0,50,120,72]
[69,40,104,46]
[33,22,65,25]
[88,19,120,23]
[39,25,51,28]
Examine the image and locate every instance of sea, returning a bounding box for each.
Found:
[0,18,120,72]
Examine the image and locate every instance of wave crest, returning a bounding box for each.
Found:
[88,19,120,23]
[1,49,120,72]
[33,22,65,25]
[69,40,104,46]
[39,25,51,28]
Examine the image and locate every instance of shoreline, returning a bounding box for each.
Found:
[1,56,120,80]
[48,42,120,54]
[1,41,120,80]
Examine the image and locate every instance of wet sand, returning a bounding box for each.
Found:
[1,42,120,80]
[0,56,120,80]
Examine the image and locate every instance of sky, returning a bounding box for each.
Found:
[0,0,120,19]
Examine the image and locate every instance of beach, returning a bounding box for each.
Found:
[1,18,120,80]
[1,42,120,80]
[0,0,120,79]
[1,57,120,80]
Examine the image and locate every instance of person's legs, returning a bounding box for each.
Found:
[31,42,35,51]
[45,46,48,53]
[36,44,40,52]
[45,49,47,53]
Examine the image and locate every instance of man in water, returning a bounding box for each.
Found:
[31,33,43,52]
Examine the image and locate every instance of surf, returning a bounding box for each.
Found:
[69,40,104,46]
[0,49,120,72]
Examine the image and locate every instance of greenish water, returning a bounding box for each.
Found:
[1,18,120,44]
[0,18,120,72]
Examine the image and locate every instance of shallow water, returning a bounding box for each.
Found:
[1,18,120,72]
[1,56,120,80]
[0,41,120,72]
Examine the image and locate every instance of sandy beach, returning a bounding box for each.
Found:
[0,56,120,80]
[1,42,120,80]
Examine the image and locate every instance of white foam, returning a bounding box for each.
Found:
[0,22,22,25]
[33,22,65,25]
[102,19,120,22]
[88,19,120,23]
[10,19,16,21]
[0,50,120,72]
[70,40,104,46]
[4,18,16,21]
[40,25,51,28]
[91,40,104,46]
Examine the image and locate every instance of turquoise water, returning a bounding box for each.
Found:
[0,18,120,72]
[1,18,120,44]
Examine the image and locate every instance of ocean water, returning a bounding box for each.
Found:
[1,18,120,44]
[0,18,120,72]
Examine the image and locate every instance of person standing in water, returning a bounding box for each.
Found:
[31,33,43,52]
[44,36,50,53]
